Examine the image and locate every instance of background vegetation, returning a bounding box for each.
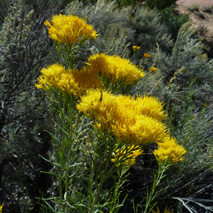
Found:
[0,0,212,212]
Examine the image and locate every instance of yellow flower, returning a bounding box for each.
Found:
[132,45,141,51]
[44,14,98,46]
[134,96,167,121]
[152,206,171,213]
[35,64,103,97]
[35,64,64,91]
[35,76,50,91]
[0,203,3,213]
[153,136,187,164]
[164,206,171,213]
[86,53,146,85]
[111,145,143,167]
[152,206,160,213]
[77,89,168,145]
[144,53,151,58]
[149,66,157,73]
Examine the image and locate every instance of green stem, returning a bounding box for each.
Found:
[88,132,119,212]
[88,158,95,213]
[52,91,64,208]
[143,162,169,213]
[109,168,127,212]
[53,91,77,212]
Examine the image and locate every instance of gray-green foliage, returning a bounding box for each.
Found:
[158,101,213,212]
[159,22,212,105]
[0,0,64,212]
[0,1,50,152]
[133,22,212,104]
[157,6,189,39]
[175,107,212,168]
[0,0,10,25]
[123,5,173,54]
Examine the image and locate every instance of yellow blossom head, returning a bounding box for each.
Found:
[86,53,146,85]
[35,64,103,97]
[153,136,187,164]
[149,66,157,73]
[111,145,143,167]
[144,53,151,58]
[44,14,98,46]
[132,45,141,51]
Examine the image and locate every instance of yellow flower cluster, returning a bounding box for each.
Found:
[111,145,143,167]
[144,53,151,58]
[37,14,187,166]
[132,45,141,51]
[44,14,98,46]
[153,136,187,164]
[35,64,103,97]
[77,89,168,145]
[86,53,146,85]
[35,52,147,96]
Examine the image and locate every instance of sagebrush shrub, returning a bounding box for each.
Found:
[0,0,68,212]
[157,6,189,39]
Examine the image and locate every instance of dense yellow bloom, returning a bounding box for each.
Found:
[132,45,141,51]
[77,89,168,145]
[35,64,103,97]
[77,91,166,121]
[144,53,151,58]
[35,64,64,88]
[111,145,143,167]
[110,115,167,144]
[153,136,187,164]
[44,14,98,46]
[86,53,146,85]
[133,96,167,121]
[149,66,157,73]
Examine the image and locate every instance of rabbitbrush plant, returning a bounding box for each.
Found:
[35,13,186,212]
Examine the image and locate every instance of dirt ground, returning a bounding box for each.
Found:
[177,0,213,8]
[176,0,213,40]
